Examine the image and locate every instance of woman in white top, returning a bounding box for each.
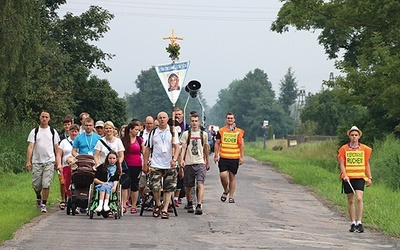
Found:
[56,124,80,209]
[94,121,125,167]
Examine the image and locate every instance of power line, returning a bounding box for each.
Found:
[59,0,279,21]
[60,8,276,22]
[66,0,280,12]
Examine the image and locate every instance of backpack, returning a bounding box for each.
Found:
[34,126,56,155]
[146,126,175,156]
[34,126,56,144]
[184,130,209,159]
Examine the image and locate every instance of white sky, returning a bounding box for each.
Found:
[59,0,340,106]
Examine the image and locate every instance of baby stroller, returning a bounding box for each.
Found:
[66,154,95,216]
[88,181,123,219]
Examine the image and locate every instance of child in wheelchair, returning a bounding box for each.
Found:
[93,151,121,212]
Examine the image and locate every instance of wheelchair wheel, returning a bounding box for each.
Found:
[117,184,122,218]
[88,183,95,211]
[89,210,94,219]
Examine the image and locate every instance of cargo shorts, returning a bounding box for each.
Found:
[32,162,55,191]
[149,168,177,192]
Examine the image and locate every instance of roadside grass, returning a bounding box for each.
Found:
[0,172,60,244]
[246,140,400,237]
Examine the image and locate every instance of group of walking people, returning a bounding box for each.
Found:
[25,109,373,233]
[25,109,246,219]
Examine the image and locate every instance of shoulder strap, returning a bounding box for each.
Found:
[186,130,191,146]
[99,139,112,151]
[136,136,143,154]
[34,126,39,142]
[147,128,157,156]
[200,130,204,146]
[35,126,56,156]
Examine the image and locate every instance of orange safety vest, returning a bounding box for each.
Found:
[218,127,242,159]
[338,143,372,181]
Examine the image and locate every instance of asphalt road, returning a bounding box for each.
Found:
[2,156,399,249]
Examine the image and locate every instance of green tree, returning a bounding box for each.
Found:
[271,0,400,139]
[278,67,298,115]
[0,0,42,125]
[211,69,292,140]
[72,75,126,128]
[51,5,114,73]
[300,88,367,136]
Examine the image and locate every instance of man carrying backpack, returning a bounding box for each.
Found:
[142,111,180,219]
[179,113,209,215]
[26,111,60,213]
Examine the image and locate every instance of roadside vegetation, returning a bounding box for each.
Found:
[0,172,59,244]
[246,139,400,237]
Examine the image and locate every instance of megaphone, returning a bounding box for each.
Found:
[185,80,201,98]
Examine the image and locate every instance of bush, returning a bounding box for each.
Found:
[370,134,400,190]
[0,123,34,173]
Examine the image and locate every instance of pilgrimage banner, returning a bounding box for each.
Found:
[155,60,190,105]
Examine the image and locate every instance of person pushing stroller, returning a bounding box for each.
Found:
[94,151,121,212]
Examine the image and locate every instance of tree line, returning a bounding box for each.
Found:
[0,0,125,128]
[272,0,400,145]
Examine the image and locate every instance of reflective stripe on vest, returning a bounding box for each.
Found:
[220,130,240,159]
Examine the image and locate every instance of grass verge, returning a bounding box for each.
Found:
[246,140,400,237]
[0,172,60,244]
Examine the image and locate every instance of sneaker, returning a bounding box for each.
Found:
[174,199,179,207]
[40,204,47,213]
[126,200,132,207]
[36,199,41,209]
[103,204,110,212]
[74,208,80,214]
[349,223,357,232]
[188,205,194,213]
[195,205,203,215]
[94,205,103,212]
[356,223,364,233]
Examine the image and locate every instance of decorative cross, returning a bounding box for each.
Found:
[163,29,183,45]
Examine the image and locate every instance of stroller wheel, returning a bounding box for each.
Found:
[71,203,76,216]
[66,201,71,215]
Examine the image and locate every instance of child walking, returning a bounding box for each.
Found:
[94,151,121,212]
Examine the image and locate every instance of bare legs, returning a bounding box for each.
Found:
[219,171,236,199]
[346,190,364,222]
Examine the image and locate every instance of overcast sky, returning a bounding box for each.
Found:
[59,0,340,106]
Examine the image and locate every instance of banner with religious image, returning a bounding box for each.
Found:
[155,60,190,104]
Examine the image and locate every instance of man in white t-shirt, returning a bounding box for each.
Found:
[26,111,60,213]
[179,114,209,215]
[143,111,179,219]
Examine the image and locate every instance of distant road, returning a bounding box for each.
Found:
[2,156,399,249]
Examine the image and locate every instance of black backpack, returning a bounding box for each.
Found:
[34,126,56,155]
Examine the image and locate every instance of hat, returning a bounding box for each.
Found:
[347,126,362,137]
[95,120,104,128]
[104,121,116,129]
